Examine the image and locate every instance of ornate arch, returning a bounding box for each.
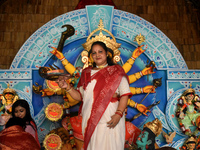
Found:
[5,5,197,148]
[10,5,187,70]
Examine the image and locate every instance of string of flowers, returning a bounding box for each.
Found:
[63,95,77,150]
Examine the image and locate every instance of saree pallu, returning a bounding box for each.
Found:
[0,125,40,150]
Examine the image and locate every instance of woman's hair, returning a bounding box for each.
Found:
[12,99,35,124]
[6,117,26,129]
[88,41,115,67]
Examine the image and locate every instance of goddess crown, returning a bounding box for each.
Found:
[3,84,16,95]
[144,118,162,137]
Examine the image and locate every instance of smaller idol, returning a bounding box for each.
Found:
[181,135,197,150]
[136,118,162,150]
[0,84,19,127]
[176,84,200,136]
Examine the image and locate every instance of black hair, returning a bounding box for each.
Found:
[143,127,156,150]
[5,117,26,129]
[11,99,36,128]
[88,41,115,67]
[185,92,194,96]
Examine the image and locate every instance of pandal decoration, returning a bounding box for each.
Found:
[134,33,145,46]
[81,19,121,69]
[1,83,19,106]
[143,118,162,137]
[43,133,62,150]
[62,116,77,150]
[45,103,63,121]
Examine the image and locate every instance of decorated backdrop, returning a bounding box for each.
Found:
[0,5,200,149]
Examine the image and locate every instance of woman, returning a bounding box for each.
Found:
[56,41,132,150]
[11,99,40,148]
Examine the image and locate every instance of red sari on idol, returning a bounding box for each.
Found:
[77,65,132,150]
[0,125,40,150]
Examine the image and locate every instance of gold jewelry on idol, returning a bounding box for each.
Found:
[3,84,16,95]
[143,118,162,137]
[182,83,195,96]
[2,83,19,105]
[81,19,121,69]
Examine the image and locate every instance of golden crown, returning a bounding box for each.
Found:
[3,83,16,95]
[182,83,195,96]
[144,118,162,137]
[81,19,121,65]
[186,136,196,144]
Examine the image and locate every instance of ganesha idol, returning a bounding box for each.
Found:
[176,84,200,136]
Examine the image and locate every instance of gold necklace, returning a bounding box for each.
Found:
[96,64,108,69]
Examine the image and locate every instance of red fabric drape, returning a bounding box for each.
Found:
[75,0,117,10]
[0,125,40,150]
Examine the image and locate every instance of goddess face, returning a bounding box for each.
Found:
[186,143,196,150]
[186,93,194,101]
[91,44,107,67]
[4,93,15,104]
[14,106,26,119]
[136,130,149,147]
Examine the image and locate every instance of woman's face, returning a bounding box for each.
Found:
[14,106,26,119]
[91,44,107,66]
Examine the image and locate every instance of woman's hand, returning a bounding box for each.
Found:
[55,76,70,89]
[50,47,64,60]
[107,114,121,129]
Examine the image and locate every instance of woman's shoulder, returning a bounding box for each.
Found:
[81,66,93,74]
[110,64,124,72]
[26,121,37,129]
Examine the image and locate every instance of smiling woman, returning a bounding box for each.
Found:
[89,41,114,68]
[55,40,132,150]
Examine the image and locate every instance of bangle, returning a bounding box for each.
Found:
[66,87,73,92]
[117,110,123,114]
[140,71,143,76]
[116,110,123,116]
[134,102,138,108]
[131,56,136,60]
[141,88,143,93]
[60,57,65,62]
[115,112,123,118]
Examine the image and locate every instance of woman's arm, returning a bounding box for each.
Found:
[56,75,82,101]
[65,87,82,101]
[107,95,129,128]
[116,95,128,113]
[25,124,36,138]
